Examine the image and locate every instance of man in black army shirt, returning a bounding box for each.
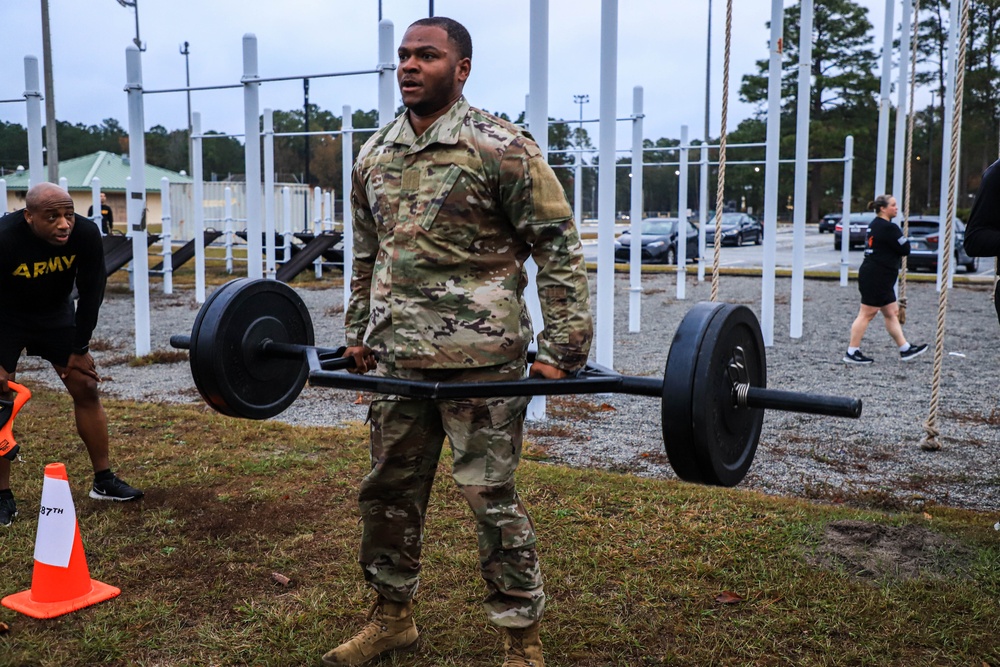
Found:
[0,183,143,528]
[87,191,115,235]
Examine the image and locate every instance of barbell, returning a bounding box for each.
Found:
[170,278,862,487]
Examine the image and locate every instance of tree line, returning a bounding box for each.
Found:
[1,0,995,222]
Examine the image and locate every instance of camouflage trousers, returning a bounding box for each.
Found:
[358,358,544,629]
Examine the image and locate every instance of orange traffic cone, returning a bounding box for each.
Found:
[2,463,120,618]
[0,380,31,461]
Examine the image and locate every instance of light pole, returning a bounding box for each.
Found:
[705,0,712,143]
[180,41,192,175]
[574,93,589,137]
[40,0,58,183]
[303,78,311,231]
[115,0,145,51]
[573,94,589,215]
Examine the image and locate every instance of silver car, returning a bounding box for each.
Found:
[905,216,979,273]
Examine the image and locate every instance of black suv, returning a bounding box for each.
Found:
[818,213,840,233]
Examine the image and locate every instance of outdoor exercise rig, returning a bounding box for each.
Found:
[168,278,862,488]
[122,20,396,356]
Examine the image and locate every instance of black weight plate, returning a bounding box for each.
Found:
[690,304,765,486]
[188,279,241,416]
[662,302,722,484]
[189,278,314,419]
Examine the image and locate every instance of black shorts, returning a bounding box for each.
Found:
[0,326,74,373]
[857,262,898,308]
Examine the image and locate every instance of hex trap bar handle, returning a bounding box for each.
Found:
[307,367,660,399]
[169,336,355,372]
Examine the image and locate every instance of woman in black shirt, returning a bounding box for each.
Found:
[843,194,928,364]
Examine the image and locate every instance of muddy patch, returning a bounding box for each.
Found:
[807,519,973,581]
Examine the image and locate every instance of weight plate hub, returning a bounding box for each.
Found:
[662,302,765,487]
[189,278,314,419]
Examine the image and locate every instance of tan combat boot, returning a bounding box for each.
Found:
[321,597,418,666]
[502,622,544,667]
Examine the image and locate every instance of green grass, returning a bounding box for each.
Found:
[1,388,997,667]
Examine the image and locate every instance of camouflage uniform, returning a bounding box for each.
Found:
[346,96,592,629]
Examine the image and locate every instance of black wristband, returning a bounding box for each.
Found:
[72,346,90,356]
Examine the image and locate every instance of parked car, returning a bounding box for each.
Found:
[704,212,763,246]
[614,217,700,265]
[834,213,871,250]
[905,216,979,273]
[818,213,840,233]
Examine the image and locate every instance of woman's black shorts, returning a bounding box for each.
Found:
[0,326,74,373]
[857,262,898,308]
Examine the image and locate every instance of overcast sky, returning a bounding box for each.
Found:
[2,0,898,153]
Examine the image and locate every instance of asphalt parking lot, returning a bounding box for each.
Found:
[581,222,997,277]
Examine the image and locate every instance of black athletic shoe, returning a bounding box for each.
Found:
[0,495,16,527]
[842,350,874,365]
[900,343,929,362]
[90,475,144,501]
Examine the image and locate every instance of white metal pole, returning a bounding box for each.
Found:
[24,56,44,188]
[313,186,323,278]
[528,0,549,156]
[574,151,583,225]
[676,125,689,301]
[761,0,784,346]
[840,136,854,286]
[324,190,333,233]
[874,0,896,197]
[126,176,134,292]
[125,45,150,356]
[342,105,354,311]
[527,0,550,421]
[378,20,395,127]
[596,0,618,369]
[58,176,67,191]
[224,186,234,274]
[90,177,102,232]
[698,143,708,282]
[243,34,263,279]
[936,0,960,291]
[282,186,293,270]
[628,86,643,332]
[892,0,914,203]
[160,176,173,295]
[0,179,6,213]
[192,112,206,303]
[263,108,277,280]
[790,0,814,339]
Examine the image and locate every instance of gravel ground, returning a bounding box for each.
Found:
[14,271,1000,513]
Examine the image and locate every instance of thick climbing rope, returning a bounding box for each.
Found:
[710,0,733,302]
[922,0,970,451]
[899,0,921,325]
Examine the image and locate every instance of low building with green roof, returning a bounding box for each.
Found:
[2,151,192,233]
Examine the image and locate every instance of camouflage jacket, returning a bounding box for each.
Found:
[345,96,593,371]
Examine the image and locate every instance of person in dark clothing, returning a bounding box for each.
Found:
[843,194,928,365]
[86,191,114,235]
[0,183,142,528]
[963,159,1000,325]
